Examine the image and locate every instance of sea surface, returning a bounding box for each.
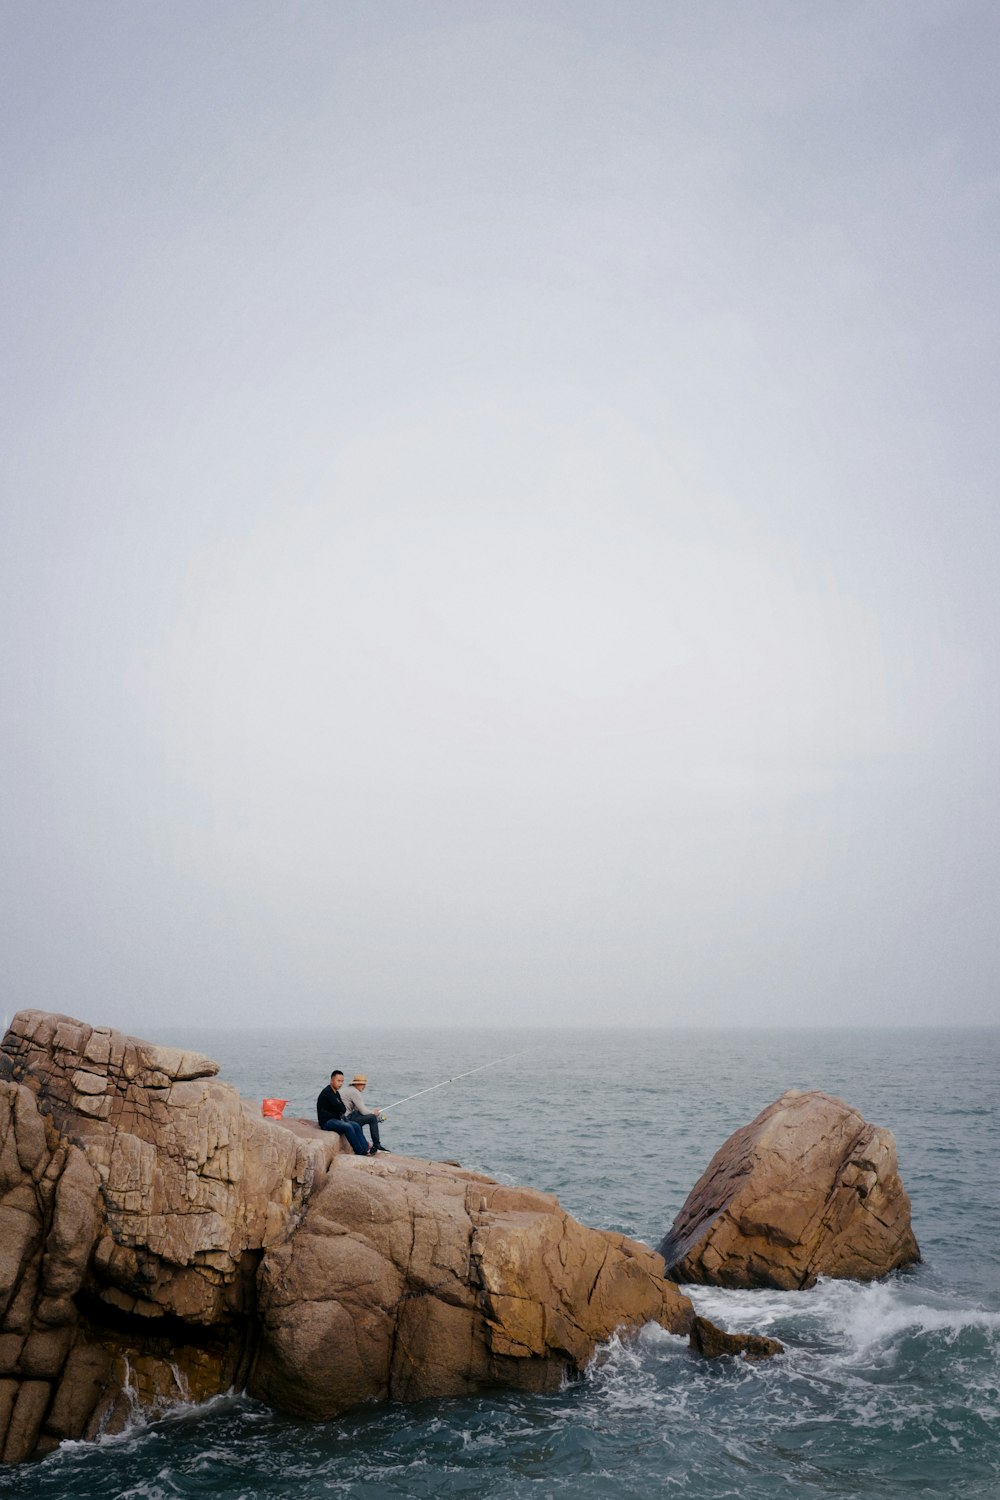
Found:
[4,1026,997,1499]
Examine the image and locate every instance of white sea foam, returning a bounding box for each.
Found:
[837,1280,1000,1355]
[54,1388,247,1460]
[686,1274,1000,1357]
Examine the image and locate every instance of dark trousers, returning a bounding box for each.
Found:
[347,1109,381,1149]
[320,1118,369,1154]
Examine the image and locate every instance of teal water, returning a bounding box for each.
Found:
[4,1027,998,1499]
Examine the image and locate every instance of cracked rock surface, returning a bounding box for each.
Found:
[659,1089,920,1289]
[250,1160,699,1418]
[0,1008,326,1460]
[0,1009,779,1463]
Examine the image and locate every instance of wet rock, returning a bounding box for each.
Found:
[2,1378,49,1463]
[43,1344,112,1442]
[660,1089,920,1290]
[688,1315,783,1361]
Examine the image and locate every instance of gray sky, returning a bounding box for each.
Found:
[2,0,998,1031]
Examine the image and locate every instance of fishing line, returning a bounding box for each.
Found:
[379,1048,537,1113]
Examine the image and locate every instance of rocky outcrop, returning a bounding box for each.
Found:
[251,1159,696,1417]
[660,1089,920,1290]
[0,1009,326,1457]
[0,1010,779,1462]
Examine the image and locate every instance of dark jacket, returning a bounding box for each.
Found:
[316,1084,346,1127]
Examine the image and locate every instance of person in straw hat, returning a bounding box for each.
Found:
[341,1073,390,1153]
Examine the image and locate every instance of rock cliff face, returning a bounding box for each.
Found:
[0,1009,322,1458]
[659,1089,920,1290]
[0,1010,778,1463]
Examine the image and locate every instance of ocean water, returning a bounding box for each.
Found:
[5,1026,997,1499]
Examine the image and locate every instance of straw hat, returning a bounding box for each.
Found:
[351,1075,367,1086]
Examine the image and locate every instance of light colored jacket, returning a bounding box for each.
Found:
[341,1084,375,1116]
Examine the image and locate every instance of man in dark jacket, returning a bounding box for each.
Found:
[316,1070,370,1155]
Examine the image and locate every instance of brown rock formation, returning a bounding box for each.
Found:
[251,1161,695,1418]
[0,1009,779,1463]
[0,1009,327,1456]
[659,1088,920,1290]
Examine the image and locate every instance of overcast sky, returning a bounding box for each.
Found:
[2,1,998,1032]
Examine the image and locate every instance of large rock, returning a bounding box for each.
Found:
[251,1160,697,1416]
[0,1009,325,1454]
[659,1089,920,1290]
[0,1010,779,1461]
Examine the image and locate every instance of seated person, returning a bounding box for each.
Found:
[340,1074,389,1152]
[316,1070,371,1155]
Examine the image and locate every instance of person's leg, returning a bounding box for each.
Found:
[321,1119,369,1155]
[348,1109,381,1150]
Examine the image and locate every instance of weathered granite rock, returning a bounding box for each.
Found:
[660,1089,920,1290]
[0,1008,326,1457]
[250,1159,696,1418]
[0,1009,779,1461]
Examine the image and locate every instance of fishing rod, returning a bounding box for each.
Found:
[379,1048,536,1114]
